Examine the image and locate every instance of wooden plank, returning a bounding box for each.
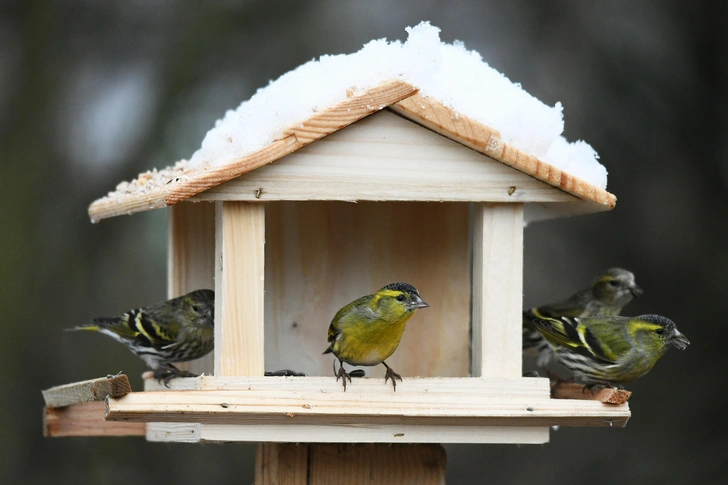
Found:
[215,201,266,376]
[471,203,524,378]
[168,201,216,375]
[193,111,578,204]
[198,424,548,444]
[552,382,632,405]
[308,444,446,485]
[255,443,309,485]
[42,375,132,408]
[262,201,470,378]
[88,80,418,223]
[105,377,630,429]
[44,401,145,437]
[389,92,616,211]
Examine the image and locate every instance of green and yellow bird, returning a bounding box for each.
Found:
[68,289,215,384]
[523,268,643,366]
[526,314,689,389]
[323,282,429,391]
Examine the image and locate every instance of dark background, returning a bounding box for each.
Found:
[1,1,726,483]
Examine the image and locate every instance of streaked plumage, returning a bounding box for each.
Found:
[323,282,429,391]
[526,314,689,388]
[523,268,642,366]
[68,289,214,384]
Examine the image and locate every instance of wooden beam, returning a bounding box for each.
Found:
[168,201,216,375]
[44,401,145,438]
[471,203,524,378]
[255,443,446,485]
[42,375,132,408]
[256,443,309,485]
[215,201,266,376]
[308,444,446,485]
[552,382,632,405]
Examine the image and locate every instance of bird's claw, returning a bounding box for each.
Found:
[153,367,198,387]
[333,360,352,391]
[382,362,402,392]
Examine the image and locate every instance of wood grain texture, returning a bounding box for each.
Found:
[215,201,266,376]
[390,92,616,211]
[140,377,550,444]
[263,201,470,379]
[552,381,632,405]
[307,444,446,485]
[168,201,215,375]
[44,401,145,437]
[105,376,630,431]
[255,443,309,485]
[197,423,549,444]
[42,375,132,408]
[193,111,578,205]
[471,203,524,378]
[88,80,418,222]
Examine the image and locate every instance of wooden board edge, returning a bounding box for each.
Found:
[42,374,133,408]
[43,401,146,438]
[389,93,617,210]
[551,381,632,405]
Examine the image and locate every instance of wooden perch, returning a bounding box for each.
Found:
[42,374,133,408]
[551,381,632,405]
[44,401,145,438]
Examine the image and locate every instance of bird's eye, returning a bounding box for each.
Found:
[192,305,200,313]
[608,280,620,287]
[655,328,664,335]
[396,294,405,302]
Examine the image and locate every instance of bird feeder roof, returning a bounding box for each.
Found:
[88,80,615,223]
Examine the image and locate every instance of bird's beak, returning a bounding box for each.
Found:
[669,330,690,351]
[408,295,429,310]
[630,285,643,298]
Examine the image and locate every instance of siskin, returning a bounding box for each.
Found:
[323,282,429,391]
[68,289,214,384]
[523,268,642,366]
[526,314,689,389]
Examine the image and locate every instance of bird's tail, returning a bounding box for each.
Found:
[65,322,100,332]
[66,317,122,332]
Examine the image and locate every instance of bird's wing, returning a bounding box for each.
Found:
[529,289,591,319]
[326,295,373,345]
[142,301,183,343]
[576,317,633,363]
[529,317,616,364]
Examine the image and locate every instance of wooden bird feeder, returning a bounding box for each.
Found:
[45,79,629,482]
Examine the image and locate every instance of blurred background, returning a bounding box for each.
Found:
[1,0,725,483]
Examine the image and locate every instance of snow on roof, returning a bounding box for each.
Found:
[89,22,614,222]
[189,22,606,189]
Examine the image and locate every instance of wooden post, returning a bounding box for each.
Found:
[255,443,446,485]
[168,202,215,375]
[471,203,524,378]
[215,201,266,376]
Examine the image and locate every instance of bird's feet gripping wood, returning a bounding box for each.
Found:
[153,365,198,387]
[333,359,352,391]
[382,361,402,391]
